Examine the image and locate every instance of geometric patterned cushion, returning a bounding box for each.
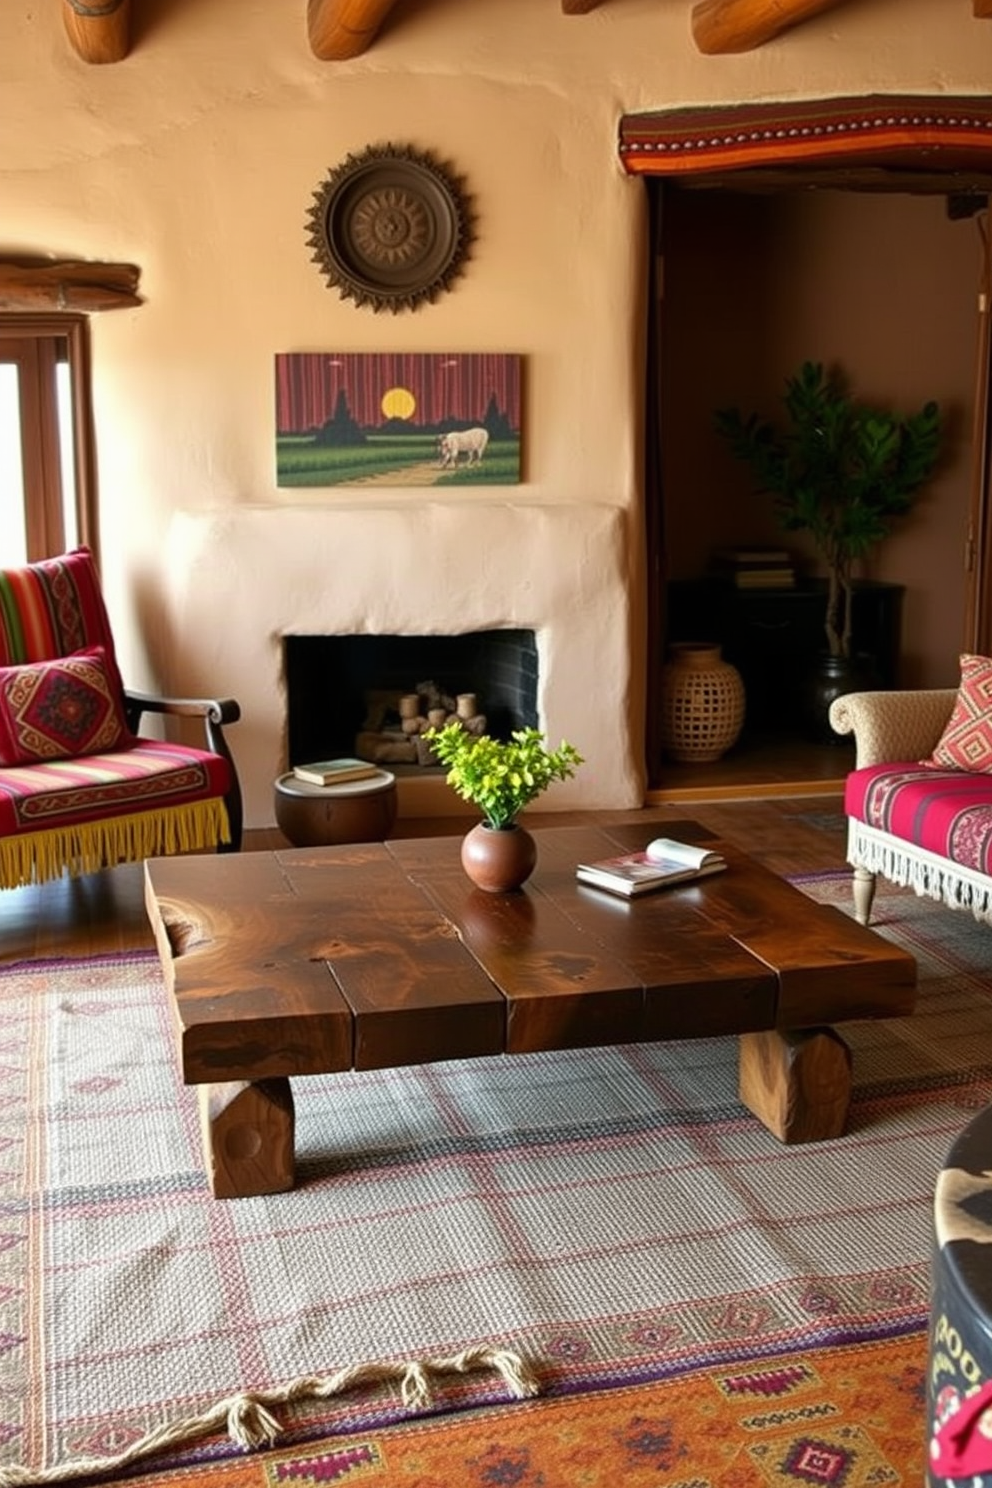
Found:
[928,654,992,772]
[0,645,131,764]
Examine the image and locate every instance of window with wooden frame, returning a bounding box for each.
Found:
[0,314,98,566]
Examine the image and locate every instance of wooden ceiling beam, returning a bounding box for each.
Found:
[307,0,601,59]
[691,0,850,53]
[975,0,992,16]
[55,0,965,68]
[0,260,141,312]
[61,0,131,63]
[307,0,403,60]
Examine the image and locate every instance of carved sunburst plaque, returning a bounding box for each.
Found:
[306,144,473,313]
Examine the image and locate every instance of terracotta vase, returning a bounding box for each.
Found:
[460,821,538,893]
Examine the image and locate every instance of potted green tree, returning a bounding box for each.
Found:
[714,361,942,738]
[715,360,942,662]
[425,722,583,891]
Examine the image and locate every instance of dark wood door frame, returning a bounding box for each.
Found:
[965,207,992,652]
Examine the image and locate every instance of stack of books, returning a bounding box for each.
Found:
[711,547,796,589]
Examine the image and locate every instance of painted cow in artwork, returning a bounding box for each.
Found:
[438,427,490,467]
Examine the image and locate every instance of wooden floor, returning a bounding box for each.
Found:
[0,793,852,966]
[649,731,854,802]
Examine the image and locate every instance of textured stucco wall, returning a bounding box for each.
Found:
[2,0,987,820]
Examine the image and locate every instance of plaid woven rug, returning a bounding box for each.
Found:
[3,872,989,1481]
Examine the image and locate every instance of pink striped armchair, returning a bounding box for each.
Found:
[829,687,992,926]
[0,547,242,889]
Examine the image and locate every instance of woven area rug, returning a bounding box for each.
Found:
[95,1333,929,1488]
[3,871,989,1483]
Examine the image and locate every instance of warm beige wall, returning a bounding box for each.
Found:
[662,189,979,688]
[2,0,990,808]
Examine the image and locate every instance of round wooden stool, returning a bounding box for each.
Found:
[928,1102,992,1482]
[274,768,397,847]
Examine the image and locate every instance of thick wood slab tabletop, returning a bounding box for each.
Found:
[145,819,916,1085]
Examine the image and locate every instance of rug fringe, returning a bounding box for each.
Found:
[0,1347,541,1486]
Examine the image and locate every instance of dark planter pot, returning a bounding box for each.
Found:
[802,653,880,744]
[460,821,538,893]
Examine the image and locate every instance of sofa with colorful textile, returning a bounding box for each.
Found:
[0,547,242,890]
[829,656,992,926]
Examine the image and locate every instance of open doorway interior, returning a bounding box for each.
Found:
[649,180,983,794]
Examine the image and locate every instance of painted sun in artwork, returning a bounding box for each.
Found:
[381,386,416,420]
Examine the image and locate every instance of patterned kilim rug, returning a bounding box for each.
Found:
[2,872,988,1486]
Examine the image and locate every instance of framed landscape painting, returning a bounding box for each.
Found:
[275,352,521,487]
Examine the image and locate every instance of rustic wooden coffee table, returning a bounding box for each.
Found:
[144,821,916,1198]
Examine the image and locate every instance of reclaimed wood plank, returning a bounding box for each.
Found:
[146,854,356,1083]
[417,872,645,1053]
[279,853,505,1069]
[147,850,504,1078]
[530,825,778,1038]
[685,854,917,1024]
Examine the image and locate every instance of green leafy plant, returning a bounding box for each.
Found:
[424,723,583,830]
[715,361,942,659]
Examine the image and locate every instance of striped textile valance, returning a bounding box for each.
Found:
[618,95,992,178]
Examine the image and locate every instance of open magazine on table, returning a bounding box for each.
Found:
[575,836,727,899]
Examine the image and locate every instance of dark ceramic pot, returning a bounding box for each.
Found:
[802,653,880,744]
[460,822,537,893]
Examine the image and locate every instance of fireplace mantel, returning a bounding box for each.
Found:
[159,502,643,828]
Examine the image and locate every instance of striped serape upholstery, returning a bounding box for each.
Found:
[0,545,122,671]
[0,548,234,888]
[845,763,992,875]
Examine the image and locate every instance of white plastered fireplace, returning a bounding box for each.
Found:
[161,503,645,830]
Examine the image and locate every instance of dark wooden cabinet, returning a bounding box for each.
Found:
[666,579,904,733]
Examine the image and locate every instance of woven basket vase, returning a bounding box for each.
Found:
[660,642,745,763]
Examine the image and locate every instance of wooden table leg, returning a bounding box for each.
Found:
[197,1078,296,1198]
[738,1027,852,1143]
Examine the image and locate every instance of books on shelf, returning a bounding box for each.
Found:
[711,546,796,589]
[730,569,796,588]
[575,836,728,899]
[291,757,379,787]
[712,547,791,565]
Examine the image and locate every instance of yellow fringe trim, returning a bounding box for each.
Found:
[0,800,231,889]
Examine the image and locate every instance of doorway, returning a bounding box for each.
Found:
[653,183,980,792]
[621,97,992,795]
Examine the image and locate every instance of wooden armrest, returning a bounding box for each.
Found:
[123,690,240,726]
[123,689,243,850]
[829,688,957,768]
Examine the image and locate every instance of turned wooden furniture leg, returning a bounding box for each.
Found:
[198,1079,296,1198]
[738,1027,852,1143]
[852,866,877,925]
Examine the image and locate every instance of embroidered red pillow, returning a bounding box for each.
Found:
[0,645,132,765]
[928,654,992,772]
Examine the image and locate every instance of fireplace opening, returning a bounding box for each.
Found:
[284,630,539,771]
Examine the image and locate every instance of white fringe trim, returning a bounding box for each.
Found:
[848,821,992,925]
[0,1346,540,1486]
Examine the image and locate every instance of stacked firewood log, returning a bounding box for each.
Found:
[355,681,486,766]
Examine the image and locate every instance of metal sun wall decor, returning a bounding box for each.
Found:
[275,352,522,488]
[306,143,474,314]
